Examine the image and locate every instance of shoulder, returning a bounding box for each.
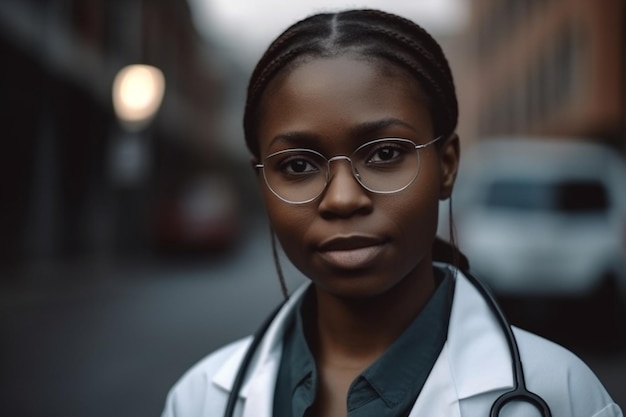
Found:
[161,337,252,417]
[514,326,599,386]
[176,337,252,385]
[513,327,622,416]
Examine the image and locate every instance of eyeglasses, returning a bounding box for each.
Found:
[256,136,443,204]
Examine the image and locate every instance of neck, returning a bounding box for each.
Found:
[311,261,437,369]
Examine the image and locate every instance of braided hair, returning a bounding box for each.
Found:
[244,9,462,297]
[243,9,459,157]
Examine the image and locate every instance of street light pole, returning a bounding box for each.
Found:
[109,64,166,257]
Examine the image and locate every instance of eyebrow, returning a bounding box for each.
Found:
[351,118,418,138]
[267,117,418,149]
[268,131,321,149]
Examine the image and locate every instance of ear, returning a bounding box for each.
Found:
[438,133,460,200]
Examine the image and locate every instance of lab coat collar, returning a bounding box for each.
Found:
[446,267,514,399]
[211,266,514,408]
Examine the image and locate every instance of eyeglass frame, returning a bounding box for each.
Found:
[255,135,444,204]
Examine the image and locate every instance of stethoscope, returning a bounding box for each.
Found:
[223,247,553,417]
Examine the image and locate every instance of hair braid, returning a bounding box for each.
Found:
[340,8,455,84]
[247,45,312,113]
[370,48,456,139]
[342,24,458,137]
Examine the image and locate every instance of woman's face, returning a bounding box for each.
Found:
[256,55,458,299]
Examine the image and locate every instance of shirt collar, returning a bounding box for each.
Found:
[288,288,318,395]
[355,267,453,410]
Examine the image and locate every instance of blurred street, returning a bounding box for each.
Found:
[0,215,307,417]
[1,214,624,417]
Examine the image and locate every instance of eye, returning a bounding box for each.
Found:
[283,158,316,174]
[371,146,399,162]
[274,152,322,176]
[365,142,411,165]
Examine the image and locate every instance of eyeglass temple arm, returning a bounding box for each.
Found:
[415,135,444,149]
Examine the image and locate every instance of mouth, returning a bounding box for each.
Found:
[317,235,387,270]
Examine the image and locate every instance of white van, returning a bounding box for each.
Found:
[442,137,626,307]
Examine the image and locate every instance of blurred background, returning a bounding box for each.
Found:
[0,0,624,416]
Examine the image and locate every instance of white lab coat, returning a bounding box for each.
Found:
[162,266,622,417]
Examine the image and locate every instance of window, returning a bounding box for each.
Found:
[485,179,609,213]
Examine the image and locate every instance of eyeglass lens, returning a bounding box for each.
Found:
[262,138,423,204]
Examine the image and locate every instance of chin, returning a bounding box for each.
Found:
[312,272,405,301]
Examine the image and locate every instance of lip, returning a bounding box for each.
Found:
[317,235,387,270]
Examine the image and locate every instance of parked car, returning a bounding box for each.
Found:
[153,174,240,255]
[442,138,626,321]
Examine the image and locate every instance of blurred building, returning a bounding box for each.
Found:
[0,0,235,272]
[458,0,625,151]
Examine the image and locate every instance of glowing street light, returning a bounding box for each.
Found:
[109,64,165,186]
[112,64,165,132]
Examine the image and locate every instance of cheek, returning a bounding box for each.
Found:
[261,186,312,246]
[391,164,441,248]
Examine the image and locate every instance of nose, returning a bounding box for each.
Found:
[318,157,373,218]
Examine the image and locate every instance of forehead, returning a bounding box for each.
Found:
[264,53,428,107]
[257,55,433,153]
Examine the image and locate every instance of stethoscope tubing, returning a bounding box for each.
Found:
[223,301,285,417]
[463,270,552,417]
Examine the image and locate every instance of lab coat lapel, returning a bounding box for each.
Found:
[407,344,461,416]
[448,271,514,398]
[212,285,309,417]
[409,268,515,415]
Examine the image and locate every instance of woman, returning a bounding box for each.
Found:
[162,9,622,417]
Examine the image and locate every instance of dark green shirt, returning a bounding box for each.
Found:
[273,266,454,417]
